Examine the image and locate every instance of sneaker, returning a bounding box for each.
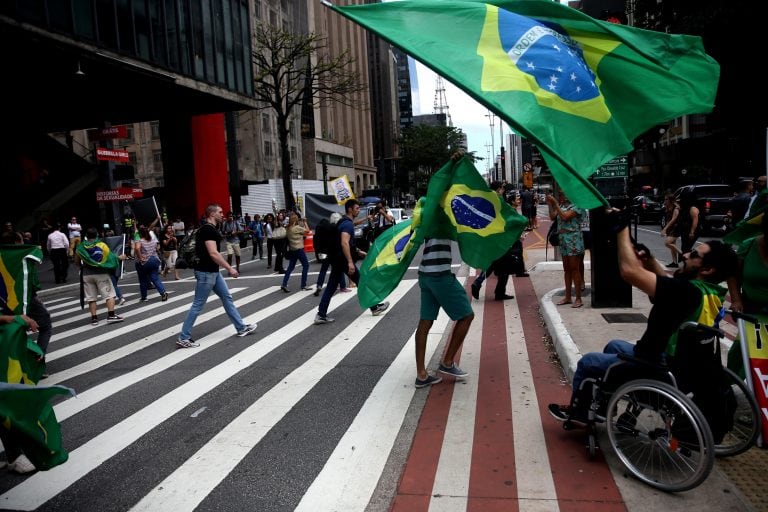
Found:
[107,314,124,323]
[314,314,335,325]
[161,292,169,301]
[236,323,258,337]
[371,302,390,316]
[176,338,200,348]
[314,286,322,297]
[438,362,468,378]
[139,297,148,302]
[91,316,99,326]
[415,374,443,388]
[118,297,127,306]
[548,403,571,422]
[8,454,35,474]
[471,283,480,300]
[302,286,313,291]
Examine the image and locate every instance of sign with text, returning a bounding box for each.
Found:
[96,188,144,202]
[88,126,128,141]
[96,148,130,162]
[741,314,768,447]
[593,155,628,178]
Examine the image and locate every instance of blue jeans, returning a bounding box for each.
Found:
[282,249,309,288]
[316,259,346,289]
[571,339,635,403]
[180,271,245,340]
[318,259,375,317]
[110,273,123,300]
[135,256,165,299]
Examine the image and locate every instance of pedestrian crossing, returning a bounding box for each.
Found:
[1,257,753,511]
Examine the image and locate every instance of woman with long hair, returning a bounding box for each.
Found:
[660,193,682,267]
[546,189,585,308]
[280,213,313,292]
[133,225,168,302]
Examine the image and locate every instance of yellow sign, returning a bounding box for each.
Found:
[742,314,768,446]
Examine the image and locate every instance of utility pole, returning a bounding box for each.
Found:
[499,121,506,182]
[485,111,495,181]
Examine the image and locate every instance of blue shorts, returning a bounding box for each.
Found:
[419,273,473,321]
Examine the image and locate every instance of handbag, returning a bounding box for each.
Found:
[547,218,559,247]
[272,226,287,239]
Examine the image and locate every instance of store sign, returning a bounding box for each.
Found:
[593,155,628,178]
[96,188,144,202]
[96,148,130,162]
[88,126,128,141]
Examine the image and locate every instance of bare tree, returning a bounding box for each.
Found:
[252,23,367,210]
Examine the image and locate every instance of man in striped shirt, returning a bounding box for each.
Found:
[414,238,474,388]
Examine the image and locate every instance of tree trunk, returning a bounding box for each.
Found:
[278,115,295,211]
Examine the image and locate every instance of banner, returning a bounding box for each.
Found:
[96,188,144,202]
[740,313,768,447]
[329,175,355,205]
[130,196,162,229]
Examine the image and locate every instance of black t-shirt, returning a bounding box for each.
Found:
[634,275,702,359]
[195,223,221,273]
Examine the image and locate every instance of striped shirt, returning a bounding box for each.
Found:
[418,238,453,276]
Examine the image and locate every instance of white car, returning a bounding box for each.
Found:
[389,208,409,223]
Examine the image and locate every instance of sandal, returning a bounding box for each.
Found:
[572,300,584,308]
[556,299,572,306]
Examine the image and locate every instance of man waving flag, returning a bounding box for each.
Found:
[325,0,719,209]
[358,156,526,308]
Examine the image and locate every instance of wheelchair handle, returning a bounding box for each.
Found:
[679,321,725,340]
[727,309,760,325]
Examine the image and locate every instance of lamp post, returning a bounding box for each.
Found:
[485,111,496,181]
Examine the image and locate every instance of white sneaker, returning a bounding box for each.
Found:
[236,323,258,337]
[8,454,35,474]
[314,314,335,325]
[118,297,126,306]
[371,301,390,316]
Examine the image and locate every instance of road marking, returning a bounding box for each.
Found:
[429,278,483,512]
[0,288,365,510]
[296,293,451,511]
[129,280,417,512]
[45,289,244,362]
[504,285,559,512]
[48,294,137,317]
[40,296,76,309]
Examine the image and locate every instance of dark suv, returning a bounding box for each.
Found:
[674,184,733,234]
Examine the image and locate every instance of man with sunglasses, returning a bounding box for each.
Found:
[548,213,737,422]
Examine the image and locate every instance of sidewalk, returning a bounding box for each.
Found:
[523,232,767,512]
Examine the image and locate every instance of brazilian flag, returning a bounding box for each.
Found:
[723,208,764,248]
[415,157,527,270]
[75,238,119,271]
[329,0,719,208]
[0,244,43,315]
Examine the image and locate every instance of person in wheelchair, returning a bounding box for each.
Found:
[548,214,738,423]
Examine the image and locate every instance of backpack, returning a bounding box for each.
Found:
[175,228,200,269]
[313,219,341,258]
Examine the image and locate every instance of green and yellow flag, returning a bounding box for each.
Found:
[358,157,526,308]
[0,244,42,315]
[75,238,119,271]
[329,0,719,208]
[724,208,765,248]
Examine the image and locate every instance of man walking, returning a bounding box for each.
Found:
[414,238,475,388]
[178,204,256,348]
[222,211,244,272]
[47,223,69,284]
[315,199,389,324]
[75,228,123,326]
[67,216,82,259]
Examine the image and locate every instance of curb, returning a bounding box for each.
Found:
[540,287,581,382]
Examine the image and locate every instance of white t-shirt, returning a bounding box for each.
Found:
[67,222,82,239]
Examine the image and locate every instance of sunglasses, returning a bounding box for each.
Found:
[688,249,702,259]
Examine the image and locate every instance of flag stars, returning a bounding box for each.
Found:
[548,82,557,91]
[557,66,564,73]
[570,72,577,81]
[552,43,561,52]
[549,74,559,83]
[526,61,535,70]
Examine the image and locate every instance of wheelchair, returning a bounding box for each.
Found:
[561,320,760,492]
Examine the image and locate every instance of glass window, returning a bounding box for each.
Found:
[264,141,272,157]
[150,121,161,139]
[262,114,270,133]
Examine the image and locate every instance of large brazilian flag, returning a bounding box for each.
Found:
[329,0,719,208]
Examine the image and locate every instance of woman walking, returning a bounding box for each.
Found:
[546,190,585,308]
[660,193,681,268]
[677,189,701,254]
[133,225,168,302]
[280,213,313,292]
[160,225,181,280]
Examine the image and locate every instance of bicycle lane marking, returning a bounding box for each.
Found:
[514,276,627,512]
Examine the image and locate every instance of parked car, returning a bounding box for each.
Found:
[631,195,665,225]
[673,184,734,235]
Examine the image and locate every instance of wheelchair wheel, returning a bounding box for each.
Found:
[606,379,714,492]
[715,368,760,457]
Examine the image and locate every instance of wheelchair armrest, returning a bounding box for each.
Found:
[679,321,724,340]
[616,352,668,372]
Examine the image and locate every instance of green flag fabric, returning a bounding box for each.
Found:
[0,381,74,470]
[358,157,526,308]
[723,209,765,247]
[330,0,719,209]
[0,244,42,315]
[415,157,528,269]
[75,238,119,271]
[0,320,73,470]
